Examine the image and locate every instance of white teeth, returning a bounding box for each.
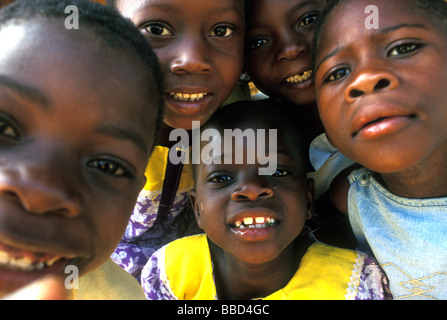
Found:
[0,250,61,272]
[255,217,265,224]
[243,217,253,225]
[46,256,61,267]
[285,70,313,83]
[169,92,208,102]
[234,217,277,229]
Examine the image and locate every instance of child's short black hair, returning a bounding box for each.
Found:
[202,99,308,172]
[312,0,447,70]
[0,0,164,145]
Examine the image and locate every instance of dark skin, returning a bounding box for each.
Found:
[315,0,447,212]
[0,20,157,298]
[191,117,314,299]
[115,0,245,132]
[245,0,326,148]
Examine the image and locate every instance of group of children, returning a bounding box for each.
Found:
[0,0,445,300]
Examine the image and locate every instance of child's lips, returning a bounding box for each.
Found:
[352,102,416,139]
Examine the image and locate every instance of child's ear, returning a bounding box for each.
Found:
[305,178,315,220]
[189,190,204,230]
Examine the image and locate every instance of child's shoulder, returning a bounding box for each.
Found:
[294,242,390,300]
[145,234,216,300]
[304,241,364,266]
[163,234,209,262]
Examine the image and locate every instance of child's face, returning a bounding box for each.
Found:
[0,21,156,296]
[116,0,245,130]
[245,0,325,106]
[315,0,447,173]
[191,119,313,265]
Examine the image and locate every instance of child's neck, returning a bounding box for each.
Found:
[157,122,191,148]
[209,237,312,300]
[378,143,447,199]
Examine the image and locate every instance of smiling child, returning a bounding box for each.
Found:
[244,0,356,248]
[0,0,163,299]
[314,0,447,299]
[141,100,390,300]
[106,0,249,281]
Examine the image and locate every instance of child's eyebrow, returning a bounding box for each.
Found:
[379,23,427,35]
[315,23,428,73]
[0,75,49,108]
[140,1,243,18]
[95,124,149,156]
[288,0,318,19]
[314,45,346,74]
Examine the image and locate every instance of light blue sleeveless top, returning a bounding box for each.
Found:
[348,167,447,300]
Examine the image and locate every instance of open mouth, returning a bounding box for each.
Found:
[0,240,70,273]
[168,92,209,102]
[230,213,280,242]
[0,242,73,297]
[0,250,63,272]
[284,70,313,84]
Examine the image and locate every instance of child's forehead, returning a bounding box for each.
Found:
[327,0,438,26]
[0,19,155,127]
[2,20,125,71]
[319,0,445,46]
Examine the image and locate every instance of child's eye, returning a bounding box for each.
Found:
[142,23,173,36]
[207,174,233,183]
[324,67,351,83]
[387,43,422,57]
[272,169,290,177]
[0,118,18,140]
[298,12,319,28]
[210,26,234,38]
[88,159,129,178]
[249,38,269,49]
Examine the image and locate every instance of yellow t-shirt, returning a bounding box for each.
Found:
[142,234,388,300]
[67,259,145,300]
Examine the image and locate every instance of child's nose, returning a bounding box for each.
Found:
[170,38,213,75]
[231,179,274,202]
[275,34,309,62]
[345,68,399,103]
[0,147,81,217]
